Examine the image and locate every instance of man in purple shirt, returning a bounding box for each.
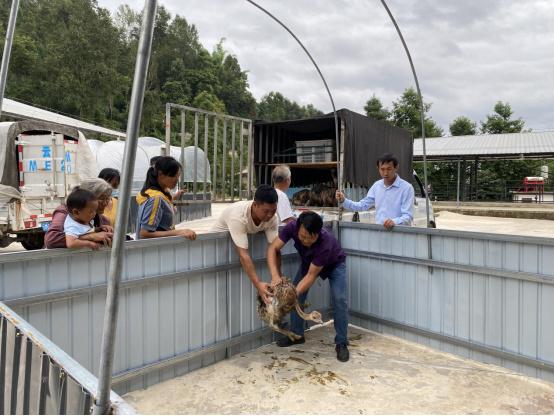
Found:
[267,211,349,362]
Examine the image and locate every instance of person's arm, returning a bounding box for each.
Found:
[65,234,99,250]
[44,210,68,248]
[223,217,272,303]
[235,245,271,304]
[98,224,114,233]
[93,218,113,234]
[172,189,185,201]
[338,186,375,212]
[80,231,113,246]
[277,193,295,223]
[267,237,286,285]
[296,263,324,295]
[138,196,197,240]
[140,228,196,239]
[388,185,415,228]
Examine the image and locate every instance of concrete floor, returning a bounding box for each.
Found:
[435,211,554,238]
[123,324,554,414]
[433,202,554,221]
[175,202,231,233]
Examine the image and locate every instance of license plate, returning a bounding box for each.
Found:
[41,221,51,231]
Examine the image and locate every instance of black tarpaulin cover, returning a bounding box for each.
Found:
[339,109,413,187]
[254,109,413,187]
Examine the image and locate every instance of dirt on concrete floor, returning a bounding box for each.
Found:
[123,324,554,414]
[436,211,554,237]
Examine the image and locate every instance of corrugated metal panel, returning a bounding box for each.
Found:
[0,304,133,415]
[341,222,554,381]
[0,231,322,395]
[5,220,554,406]
[413,131,554,158]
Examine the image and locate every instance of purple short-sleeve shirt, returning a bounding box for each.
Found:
[279,220,346,278]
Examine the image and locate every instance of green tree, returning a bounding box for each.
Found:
[477,102,527,199]
[449,116,477,136]
[364,95,390,121]
[0,0,320,143]
[257,91,322,121]
[303,104,323,118]
[1,0,131,130]
[427,103,535,201]
[480,101,524,134]
[211,41,256,118]
[192,91,226,113]
[389,88,443,137]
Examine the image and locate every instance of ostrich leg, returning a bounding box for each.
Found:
[268,317,302,341]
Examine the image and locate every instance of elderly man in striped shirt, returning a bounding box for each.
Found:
[336,153,414,229]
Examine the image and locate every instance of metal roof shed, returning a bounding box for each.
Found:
[413,131,554,203]
[254,109,413,188]
[413,131,554,161]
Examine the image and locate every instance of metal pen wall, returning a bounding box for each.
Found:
[340,222,554,383]
[0,232,328,396]
[0,303,133,415]
[165,103,254,202]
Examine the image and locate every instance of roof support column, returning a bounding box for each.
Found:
[456,160,461,207]
[0,0,19,119]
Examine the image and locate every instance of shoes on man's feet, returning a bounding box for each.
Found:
[335,343,349,362]
[276,336,305,347]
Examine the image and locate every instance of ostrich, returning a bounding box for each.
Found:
[257,277,323,341]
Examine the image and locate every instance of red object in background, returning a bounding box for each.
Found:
[522,176,544,193]
[23,220,37,229]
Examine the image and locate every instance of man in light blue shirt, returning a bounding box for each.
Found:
[336,153,414,230]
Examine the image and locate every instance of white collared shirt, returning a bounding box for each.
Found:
[342,175,414,225]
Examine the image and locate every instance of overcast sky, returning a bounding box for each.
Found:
[97,0,554,134]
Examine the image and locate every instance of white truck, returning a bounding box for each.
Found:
[0,120,97,249]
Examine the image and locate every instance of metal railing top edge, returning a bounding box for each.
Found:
[339,221,554,246]
[2,220,552,264]
[0,301,135,414]
[166,103,252,123]
[0,220,330,264]
[0,230,232,264]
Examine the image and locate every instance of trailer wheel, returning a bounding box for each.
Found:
[21,233,45,250]
[0,237,12,248]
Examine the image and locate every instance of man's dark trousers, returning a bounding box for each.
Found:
[290,262,348,345]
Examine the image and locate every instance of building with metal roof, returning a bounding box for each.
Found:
[1,97,125,138]
[414,131,554,161]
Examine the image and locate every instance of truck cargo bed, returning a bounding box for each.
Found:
[123,324,554,414]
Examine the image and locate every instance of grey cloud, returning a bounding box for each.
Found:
[97,0,554,132]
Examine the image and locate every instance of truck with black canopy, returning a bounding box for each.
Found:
[253,108,434,226]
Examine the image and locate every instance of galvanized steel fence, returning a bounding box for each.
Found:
[340,222,554,383]
[0,231,328,397]
[0,302,133,415]
[164,103,254,202]
[3,221,554,414]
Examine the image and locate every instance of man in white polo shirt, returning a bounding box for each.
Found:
[272,164,295,224]
[211,185,279,304]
